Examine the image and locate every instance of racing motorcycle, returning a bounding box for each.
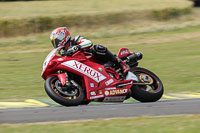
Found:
[41,47,164,106]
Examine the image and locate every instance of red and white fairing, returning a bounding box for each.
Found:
[117,48,135,58]
[61,60,106,83]
[42,47,138,102]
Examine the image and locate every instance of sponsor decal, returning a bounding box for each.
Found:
[98,90,103,94]
[116,81,133,88]
[120,50,129,55]
[90,91,96,96]
[61,60,106,83]
[90,83,94,87]
[105,79,114,86]
[103,96,126,102]
[105,91,109,96]
[105,89,128,96]
[90,95,104,100]
[57,58,63,61]
[105,87,116,91]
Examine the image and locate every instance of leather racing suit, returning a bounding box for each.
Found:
[63,35,129,74]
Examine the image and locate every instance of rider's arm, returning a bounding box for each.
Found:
[64,36,93,56]
[74,35,93,49]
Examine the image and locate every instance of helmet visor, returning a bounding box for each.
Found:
[51,38,62,48]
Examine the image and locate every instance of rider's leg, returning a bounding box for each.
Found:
[106,49,130,74]
[92,45,130,74]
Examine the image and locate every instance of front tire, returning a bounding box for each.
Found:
[131,67,164,102]
[45,75,85,106]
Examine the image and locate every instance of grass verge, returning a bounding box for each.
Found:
[0,115,200,133]
[0,0,193,37]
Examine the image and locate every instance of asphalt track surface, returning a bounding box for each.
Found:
[1,99,200,124]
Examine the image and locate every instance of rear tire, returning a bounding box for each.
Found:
[131,67,164,102]
[45,75,85,106]
[80,101,90,105]
[194,1,200,7]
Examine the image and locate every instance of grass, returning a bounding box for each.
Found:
[0,22,200,101]
[0,0,192,37]
[0,115,200,133]
[0,0,191,18]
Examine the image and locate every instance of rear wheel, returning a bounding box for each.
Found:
[131,67,164,102]
[45,75,85,106]
[80,101,90,105]
[194,1,200,7]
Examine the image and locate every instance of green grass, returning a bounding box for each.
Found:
[0,23,200,101]
[1,115,200,133]
[0,0,192,37]
[0,0,191,18]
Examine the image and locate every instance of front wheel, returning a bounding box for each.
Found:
[45,75,85,106]
[131,67,164,102]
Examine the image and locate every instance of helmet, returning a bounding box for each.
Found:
[50,27,71,48]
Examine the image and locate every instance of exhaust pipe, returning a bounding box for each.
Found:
[126,52,143,63]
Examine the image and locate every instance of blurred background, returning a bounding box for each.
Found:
[0,0,200,132]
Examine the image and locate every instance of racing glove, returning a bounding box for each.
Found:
[66,45,81,56]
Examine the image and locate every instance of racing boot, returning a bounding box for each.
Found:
[116,57,130,75]
[106,49,130,75]
[92,44,130,75]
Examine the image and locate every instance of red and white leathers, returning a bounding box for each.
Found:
[71,35,93,49]
[65,36,130,74]
[63,35,93,56]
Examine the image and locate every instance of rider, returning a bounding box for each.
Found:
[50,27,129,74]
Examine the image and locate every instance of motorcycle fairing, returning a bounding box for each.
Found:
[61,60,106,83]
[57,73,67,86]
[41,48,58,77]
[54,60,132,101]
[42,48,136,101]
[117,48,135,59]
